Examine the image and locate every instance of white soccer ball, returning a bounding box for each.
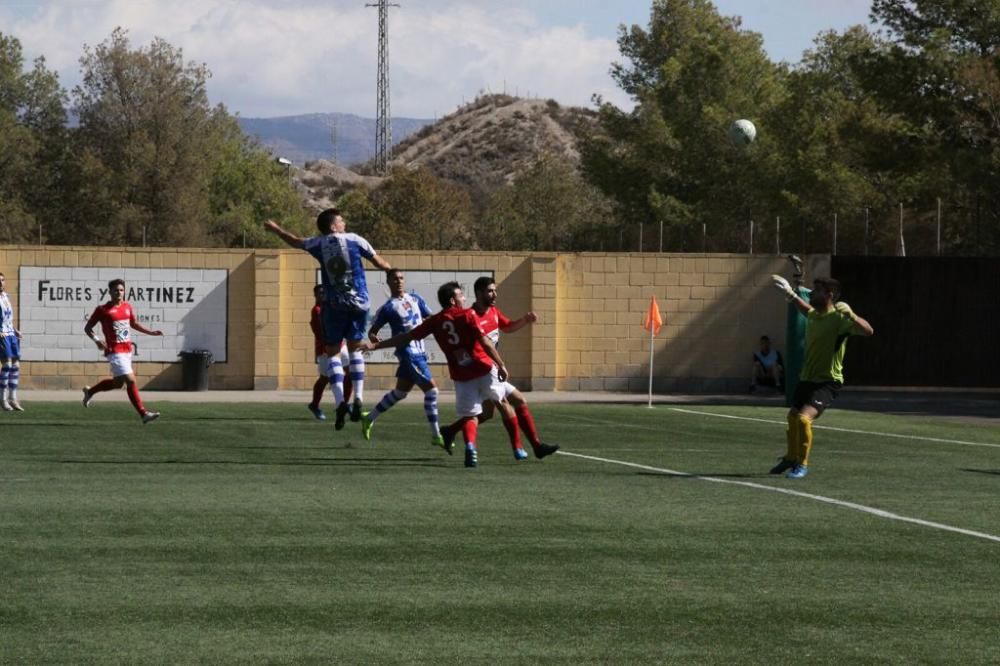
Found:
[728,119,757,145]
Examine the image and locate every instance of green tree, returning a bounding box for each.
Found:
[0,34,68,243]
[60,28,307,248]
[480,154,614,251]
[205,116,311,248]
[865,0,1000,253]
[365,167,475,250]
[69,28,215,245]
[581,0,787,251]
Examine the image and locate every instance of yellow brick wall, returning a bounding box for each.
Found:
[1,244,829,393]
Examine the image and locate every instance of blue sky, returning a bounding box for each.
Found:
[0,0,875,118]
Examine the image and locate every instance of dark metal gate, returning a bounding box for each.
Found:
[830,257,1000,388]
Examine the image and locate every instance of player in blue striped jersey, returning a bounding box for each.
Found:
[360,269,444,448]
[0,272,24,411]
[265,209,391,430]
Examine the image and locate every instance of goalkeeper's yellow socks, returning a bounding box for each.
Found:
[785,412,800,461]
[797,414,814,466]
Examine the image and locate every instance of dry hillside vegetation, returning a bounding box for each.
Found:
[294,94,597,208]
[390,94,595,188]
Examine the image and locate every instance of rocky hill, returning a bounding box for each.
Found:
[291,94,598,209]
[386,94,596,187]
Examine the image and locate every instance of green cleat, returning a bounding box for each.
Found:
[431,434,445,449]
[360,411,374,441]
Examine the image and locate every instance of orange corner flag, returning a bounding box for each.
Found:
[642,295,663,336]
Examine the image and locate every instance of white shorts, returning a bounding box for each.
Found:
[107,352,134,378]
[489,365,517,399]
[454,373,506,418]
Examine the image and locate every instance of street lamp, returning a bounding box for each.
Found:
[276,156,292,183]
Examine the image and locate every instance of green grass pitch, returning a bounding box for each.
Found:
[2,401,998,664]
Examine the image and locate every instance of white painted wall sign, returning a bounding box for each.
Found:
[18,267,228,363]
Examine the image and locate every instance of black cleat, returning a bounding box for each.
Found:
[769,458,795,475]
[441,427,455,456]
[534,443,560,459]
[350,398,363,422]
[334,402,349,431]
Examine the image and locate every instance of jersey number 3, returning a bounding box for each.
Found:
[441,320,460,345]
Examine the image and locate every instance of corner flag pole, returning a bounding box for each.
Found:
[647,322,655,408]
[641,296,663,408]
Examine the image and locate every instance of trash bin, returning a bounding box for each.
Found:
[178,349,213,391]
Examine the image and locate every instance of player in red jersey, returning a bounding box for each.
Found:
[82,279,163,423]
[306,285,352,421]
[471,276,559,460]
[360,281,508,468]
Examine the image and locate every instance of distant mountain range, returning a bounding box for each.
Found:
[236,112,434,167]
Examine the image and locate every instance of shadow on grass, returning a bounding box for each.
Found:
[960,468,1000,476]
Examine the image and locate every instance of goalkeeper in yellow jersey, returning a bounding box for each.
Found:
[768,275,874,479]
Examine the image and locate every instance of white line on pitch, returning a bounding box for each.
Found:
[669,408,1000,449]
[557,451,1000,544]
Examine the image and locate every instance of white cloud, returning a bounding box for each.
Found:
[1,0,630,118]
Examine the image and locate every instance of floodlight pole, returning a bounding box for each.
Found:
[367,0,400,174]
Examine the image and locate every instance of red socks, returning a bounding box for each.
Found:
[126,383,146,415]
[502,414,522,451]
[90,378,118,394]
[515,404,541,447]
[461,416,478,447]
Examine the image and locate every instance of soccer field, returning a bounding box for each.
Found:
[2,401,998,664]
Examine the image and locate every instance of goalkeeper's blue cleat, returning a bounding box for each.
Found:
[360,411,374,441]
[785,464,809,479]
[514,447,528,461]
[769,458,795,474]
[307,403,326,421]
[464,446,478,468]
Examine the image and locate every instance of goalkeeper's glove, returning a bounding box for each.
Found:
[771,274,796,301]
[834,301,856,320]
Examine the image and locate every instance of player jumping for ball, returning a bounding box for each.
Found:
[266,209,391,430]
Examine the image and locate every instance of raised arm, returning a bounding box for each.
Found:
[771,275,812,315]
[263,219,305,249]
[500,311,537,334]
[834,302,875,337]
[369,254,392,271]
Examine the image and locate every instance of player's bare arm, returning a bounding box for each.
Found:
[370,254,392,271]
[364,329,416,352]
[501,311,537,334]
[83,322,107,352]
[479,334,507,382]
[130,320,163,337]
[263,219,305,249]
